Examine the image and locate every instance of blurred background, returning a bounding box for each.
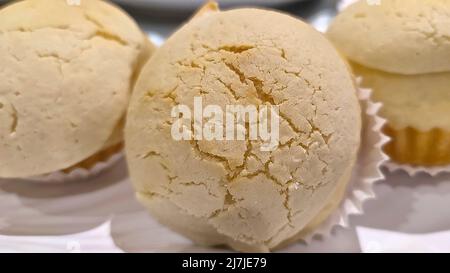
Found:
[111,0,338,41]
[0,0,339,41]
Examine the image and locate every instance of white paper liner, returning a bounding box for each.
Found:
[345,50,450,178]
[384,162,450,177]
[301,87,389,243]
[25,150,124,184]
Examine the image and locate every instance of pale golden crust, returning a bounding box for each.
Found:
[0,0,153,177]
[328,0,450,75]
[126,8,361,251]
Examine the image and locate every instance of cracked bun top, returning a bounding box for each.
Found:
[0,0,153,178]
[126,7,361,252]
[327,0,450,75]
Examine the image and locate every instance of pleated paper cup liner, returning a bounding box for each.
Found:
[300,86,389,244]
[382,125,450,177]
[384,161,450,177]
[352,76,450,177]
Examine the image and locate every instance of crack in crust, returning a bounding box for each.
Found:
[139,40,340,245]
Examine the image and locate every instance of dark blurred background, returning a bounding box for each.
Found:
[114,0,338,39]
[0,0,340,41]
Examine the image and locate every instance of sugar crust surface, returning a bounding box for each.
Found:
[0,0,153,177]
[328,0,450,75]
[126,8,361,251]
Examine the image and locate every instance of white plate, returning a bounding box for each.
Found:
[2,159,450,252]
